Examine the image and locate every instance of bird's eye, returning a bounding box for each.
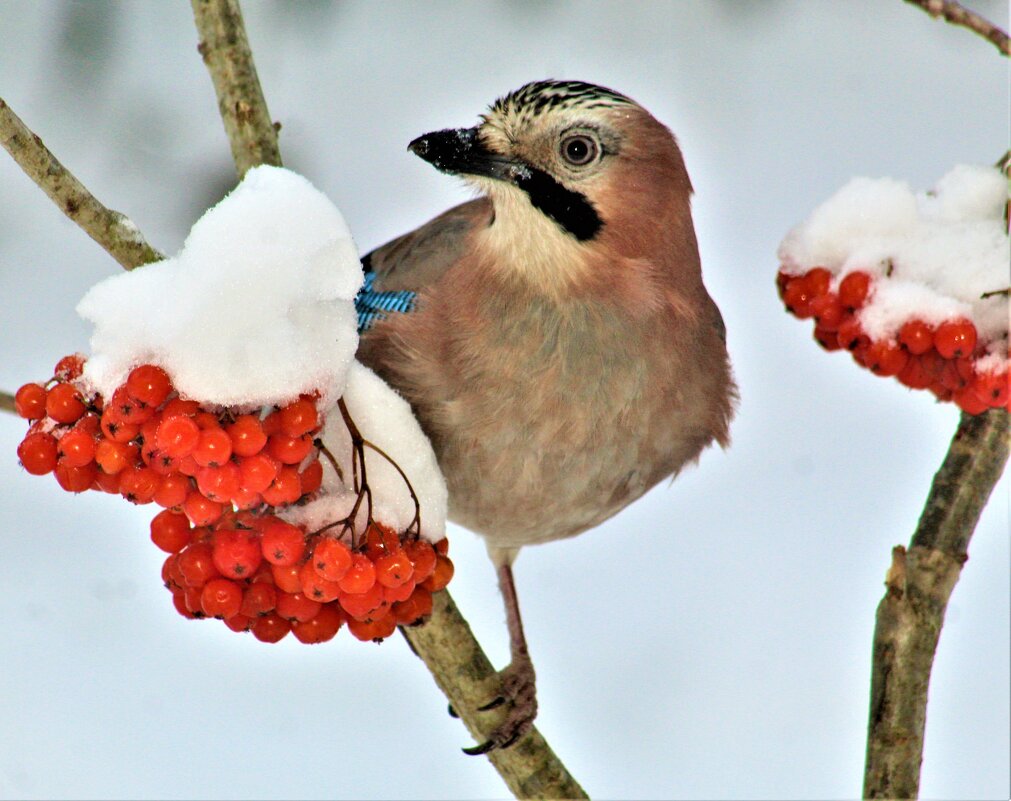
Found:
[560,134,598,166]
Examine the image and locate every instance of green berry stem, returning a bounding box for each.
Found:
[863,407,1009,799]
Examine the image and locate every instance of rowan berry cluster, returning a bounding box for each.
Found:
[778,268,1009,414]
[14,355,452,643]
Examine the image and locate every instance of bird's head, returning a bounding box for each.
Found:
[408,80,695,273]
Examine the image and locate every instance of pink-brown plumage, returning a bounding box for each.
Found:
[356,80,735,751]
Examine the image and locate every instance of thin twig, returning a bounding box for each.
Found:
[904,0,1010,56]
[191,0,282,176]
[0,98,162,270]
[863,408,1009,798]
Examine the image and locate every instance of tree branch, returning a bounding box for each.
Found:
[0,391,15,415]
[0,98,162,270]
[904,0,1010,56]
[863,408,1009,799]
[188,3,585,797]
[191,0,282,176]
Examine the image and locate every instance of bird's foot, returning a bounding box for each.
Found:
[462,659,537,755]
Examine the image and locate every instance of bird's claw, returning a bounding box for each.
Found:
[461,662,537,755]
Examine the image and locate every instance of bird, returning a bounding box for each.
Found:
[354,79,736,754]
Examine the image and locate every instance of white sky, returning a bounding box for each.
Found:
[0,2,1007,799]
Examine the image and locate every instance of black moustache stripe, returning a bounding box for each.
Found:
[513,168,602,242]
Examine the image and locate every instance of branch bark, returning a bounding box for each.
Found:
[0,391,15,415]
[904,0,1010,56]
[191,0,282,176]
[0,98,162,270]
[188,3,586,797]
[863,408,1009,799]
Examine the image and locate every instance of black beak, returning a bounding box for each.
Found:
[408,127,526,182]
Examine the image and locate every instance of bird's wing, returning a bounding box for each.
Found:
[356,198,491,333]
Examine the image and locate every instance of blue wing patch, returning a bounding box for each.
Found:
[355,270,418,333]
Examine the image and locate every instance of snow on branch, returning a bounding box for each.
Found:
[0,98,162,270]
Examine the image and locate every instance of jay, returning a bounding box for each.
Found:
[355,80,736,753]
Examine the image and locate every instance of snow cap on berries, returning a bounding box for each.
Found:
[77,166,362,408]
[287,361,449,543]
[778,164,1009,348]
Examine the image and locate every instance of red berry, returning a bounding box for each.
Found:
[238,453,279,493]
[261,520,306,566]
[898,319,934,355]
[54,462,96,493]
[57,428,96,468]
[18,432,59,475]
[100,412,140,443]
[223,614,254,633]
[275,591,322,623]
[53,354,85,381]
[94,439,137,475]
[92,469,122,494]
[45,382,86,424]
[313,537,353,581]
[156,416,200,458]
[346,614,396,643]
[106,385,154,424]
[338,581,386,620]
[810,294,845,331]
[813,326,842,352]
[838,271,872,310]
[177,542,220,588]
[161,397,200,419]
[232,486,262,510]
[783,278,816,319]
[299,459,323,495]
[953,386,989,415]
[271,563,303,594]
[150,510,193,553]
[126,364,172,407]
[261,466,302,506]
[421,554,455,592]
[393,587,433,626]
[192,426,232,468]
[240,583,277,617]
[14,383,47,420]
[383,578,417,604]
[291,604,343,644]
[971,370,1009,407]
[172,591,196,619]
[375,548,414,588]
[864,340,909,377]
[404,540,436,583]
[337,553,377,595]
[182,491,223,526]
[267,432,314,465]
[252,613,291,643]
[934,318,977,359]
[835,318,866,351]
[298,560,342,602]
[804,267,832,298]
[212,528,262,579]
[278,398,319,438]
[200,578,243,619]
[119,465,160,504]
[895,356,930,390]
[226,415,268,457]
[195,462,242,503]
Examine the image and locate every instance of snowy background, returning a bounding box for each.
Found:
[0,2,1007,799]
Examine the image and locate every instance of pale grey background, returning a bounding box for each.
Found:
[0,2,1007,799]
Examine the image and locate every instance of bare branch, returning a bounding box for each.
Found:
[863,408,1009,798]
[904,0,1010,56]
[0,391,15,415]
[0,98,162,270]
[191,0,282,176]
[402,593,589,800]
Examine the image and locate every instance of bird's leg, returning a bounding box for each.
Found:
[462,561,538,755]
